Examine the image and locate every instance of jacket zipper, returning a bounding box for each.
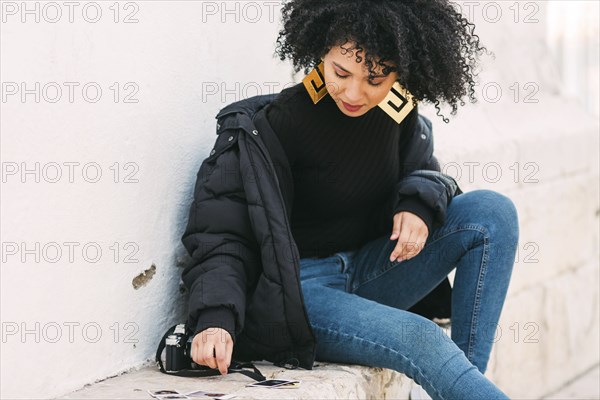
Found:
[242,119,318,358]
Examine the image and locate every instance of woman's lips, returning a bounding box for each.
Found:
[342,101,363,112]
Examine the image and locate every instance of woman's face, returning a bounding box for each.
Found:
[322,45,398,117]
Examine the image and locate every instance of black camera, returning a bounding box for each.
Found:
[159,323,268,381]
[165,324,196,372]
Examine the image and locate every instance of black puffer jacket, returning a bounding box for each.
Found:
[181,93,463,369]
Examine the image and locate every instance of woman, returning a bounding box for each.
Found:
[183,1,519,399]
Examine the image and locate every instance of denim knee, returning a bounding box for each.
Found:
[461,189,519,247]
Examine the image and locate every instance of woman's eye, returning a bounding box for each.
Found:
[333,70,382,86]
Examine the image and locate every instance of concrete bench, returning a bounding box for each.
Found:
[57,360,414,399]
[58,322,453,399]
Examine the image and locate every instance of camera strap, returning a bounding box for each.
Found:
[155,324,266,382]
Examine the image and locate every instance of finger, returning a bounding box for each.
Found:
[402,240,421,260]
[390,213,403,240]
[397,229,416,261]
[190,336,197,363]
[214,336,232,375]
[412,229,428,255]
[390,225,411,262]
[201,329,219,369]
[202,343,218,369]
[192,334,205,365]
[404,232,428,260]
[404,237,420,258]
[390,236,402,262]
[225,337,233,370]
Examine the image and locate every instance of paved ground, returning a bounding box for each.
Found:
[543,364,600,400]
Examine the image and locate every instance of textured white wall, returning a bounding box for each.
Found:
[0,2,294,398]
[422,3,600,398]
[1,1,598,400]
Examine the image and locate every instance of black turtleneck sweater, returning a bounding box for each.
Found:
[265,83,428,259]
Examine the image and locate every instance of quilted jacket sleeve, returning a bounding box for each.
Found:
[180,127,260,343]
[393,107,462,234]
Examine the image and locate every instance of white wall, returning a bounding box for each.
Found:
[547,1,600,117]
[1,1,598,399]
[423,2,599,398]
[0,2,294,398]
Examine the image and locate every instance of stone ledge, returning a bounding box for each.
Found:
[57,361,414,400]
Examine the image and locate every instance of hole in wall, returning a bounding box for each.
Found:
[132,264,156,289]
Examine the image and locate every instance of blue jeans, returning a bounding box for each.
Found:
[299,190,519,400]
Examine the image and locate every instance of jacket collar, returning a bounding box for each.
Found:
[215,93,278,135]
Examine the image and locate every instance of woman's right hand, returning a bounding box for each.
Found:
[190,327,233,375]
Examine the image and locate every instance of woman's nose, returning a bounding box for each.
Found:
[344,80,363,103]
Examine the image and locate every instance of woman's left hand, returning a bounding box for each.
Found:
[389,211,429,263]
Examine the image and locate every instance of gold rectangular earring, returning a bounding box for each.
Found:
[302,61,329,104]
[378,82,417,124]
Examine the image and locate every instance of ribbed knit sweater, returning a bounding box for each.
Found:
[265,83,429,259]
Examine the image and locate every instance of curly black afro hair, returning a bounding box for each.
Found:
[274,0,489,122]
